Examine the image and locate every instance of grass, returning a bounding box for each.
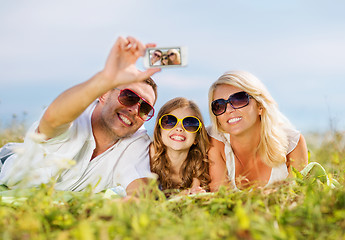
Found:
[0,122,344,239]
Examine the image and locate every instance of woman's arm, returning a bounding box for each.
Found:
[208,137,229,192]
[287,134,308,172]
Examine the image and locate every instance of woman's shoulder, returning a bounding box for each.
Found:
[206,126,228,143]
[283,126,301,154]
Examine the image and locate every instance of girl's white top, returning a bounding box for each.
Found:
[207,126,300,190]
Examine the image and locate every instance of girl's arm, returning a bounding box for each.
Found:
[208,137,230,192]
[187,178,206,194]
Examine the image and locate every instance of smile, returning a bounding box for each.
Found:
[170,134,186,142]
[228,117,242,124]
[119,113,132,126]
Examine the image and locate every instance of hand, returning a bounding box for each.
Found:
[100,36,161,89]
[188,186,206,195]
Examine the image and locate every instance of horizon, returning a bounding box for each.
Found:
[1,1,345,135]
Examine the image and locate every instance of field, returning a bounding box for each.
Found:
[0,120,344,240]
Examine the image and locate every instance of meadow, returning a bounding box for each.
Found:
[0,119,344,240]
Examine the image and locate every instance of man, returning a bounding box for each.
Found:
[0,36,160,196]
[150,49,162,66]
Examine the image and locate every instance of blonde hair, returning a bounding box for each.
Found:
[167,49,181,65]
[208,71,294,167]
[151,97,210,191]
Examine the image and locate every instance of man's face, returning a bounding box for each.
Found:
[151,50,162,64]
[99,81,156,139]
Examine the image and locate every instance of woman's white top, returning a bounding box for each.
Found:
[207,126,300,190]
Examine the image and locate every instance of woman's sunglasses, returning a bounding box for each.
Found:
[211,91,251,116]
[159,114,202,133]
[115,88,154,121]
[168,52,176,57]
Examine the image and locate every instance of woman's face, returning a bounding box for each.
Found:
[212,84,262,136]
[168,50,176,62]
[160,107,198,153]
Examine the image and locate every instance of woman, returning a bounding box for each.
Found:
[208,71,308,191]
[150,97,210,196]
[167,49,181,65]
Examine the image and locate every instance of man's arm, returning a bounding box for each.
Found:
[38,36,160,139]
[126,178,150,196]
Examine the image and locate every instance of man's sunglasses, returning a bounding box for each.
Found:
[115,88,154,121]
[153,53,162,58]
[211,91,251,116]
[159,114,202,133]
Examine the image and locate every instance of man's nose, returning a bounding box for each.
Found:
[127,103,139,115]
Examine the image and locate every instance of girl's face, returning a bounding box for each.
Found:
[160,107,198,152]
[212,84,262,136]
[161,55,168,65]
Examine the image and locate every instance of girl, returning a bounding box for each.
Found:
[208,71,308,191]
[150,97,210,196]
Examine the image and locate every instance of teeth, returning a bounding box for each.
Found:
[228,117,241,124]
[119,114,132,125]
[171,135,185,141]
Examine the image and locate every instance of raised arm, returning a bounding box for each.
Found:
[208,137,230,192]
[38,36,160,139]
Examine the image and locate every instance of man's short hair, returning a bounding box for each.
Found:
[154,50,162,55]
[143,77,158,104]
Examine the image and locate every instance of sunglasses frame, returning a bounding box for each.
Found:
[159,114,202,133]
[211,91,252,116]
[115,88,155,121]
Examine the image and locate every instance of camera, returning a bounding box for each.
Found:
[143,46,188,68]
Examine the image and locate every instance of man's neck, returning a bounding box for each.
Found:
[90,108,120,160]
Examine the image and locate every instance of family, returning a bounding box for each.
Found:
[150,48,181,66]
[0,36,308,197]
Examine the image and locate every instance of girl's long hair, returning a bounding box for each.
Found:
[151,97,210,191]
[208,71,294,167]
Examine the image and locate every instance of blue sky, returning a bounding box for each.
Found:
[1,0,345,136]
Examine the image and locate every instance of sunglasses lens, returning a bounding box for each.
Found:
[139,102,154,120]
[230,92,249,109]
[182,117,200,132]
[160,115,177,130]
[118,89,154,121]
[119,89,140,106]
[211,99,227,116]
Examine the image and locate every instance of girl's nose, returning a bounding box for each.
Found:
[174,121,184,132]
